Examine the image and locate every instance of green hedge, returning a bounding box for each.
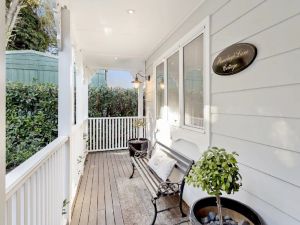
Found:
[6,84,137,170]
[6,82,58,170]
[88,86,138,117]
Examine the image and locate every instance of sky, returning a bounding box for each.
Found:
[107,70,133,89]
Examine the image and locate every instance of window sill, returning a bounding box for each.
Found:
[181,125,206,134]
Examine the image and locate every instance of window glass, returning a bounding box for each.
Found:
[183,34,204,128]
[156,63,164,119]
[167,51,179,123]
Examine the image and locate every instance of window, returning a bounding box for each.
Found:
[167,51,179,124]
[156,63,164,119]
[183,35,204,128]
[154,17,209,131]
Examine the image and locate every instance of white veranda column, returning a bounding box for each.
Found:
[83,78,89,121]
[58,7,73,137]
[75,58,89,124]
[138,85,144,117]
[138,83,144,138]
[0,0,6,223]
[58,6,74,221]
[83,67,91,121]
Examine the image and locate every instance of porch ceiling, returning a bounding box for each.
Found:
[68,0,205,73]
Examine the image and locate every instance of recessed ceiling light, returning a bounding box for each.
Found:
[127,9,135,14]
[104,27,112,35]
[114,57,118,60]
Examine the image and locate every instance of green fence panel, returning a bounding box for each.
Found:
[6,50,107,87]
[6,51,58,84]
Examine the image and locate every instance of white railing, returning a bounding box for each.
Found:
[88,116,146,151]
[69,123,87,207]
[5,136,69,225]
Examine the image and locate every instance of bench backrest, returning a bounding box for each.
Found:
[154,141,194,176]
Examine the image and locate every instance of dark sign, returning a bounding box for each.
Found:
[212,43,257,76]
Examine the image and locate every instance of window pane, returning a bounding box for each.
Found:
[156,63,164,119]
[183,34,204,128]
[167,51,179,123]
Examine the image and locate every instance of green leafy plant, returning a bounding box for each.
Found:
[6,83,138,171]
[6,0,57,52]
[6,82,58,171]
[133,119,146,140]
[133,119,145,128]
[186,147,242,225]
[88,86,138,117]
[62,199,70,215]
[77,155,83,164]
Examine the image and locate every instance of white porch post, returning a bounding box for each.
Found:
[83,79,89,120]
[83,67,91,120]
[138,86,144,117]
[58,6,73,221]
[75,59,89,124]
[138,84,144,137]
[58,7,73,136]
[0,0,6,223]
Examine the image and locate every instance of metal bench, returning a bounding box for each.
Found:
[129,141,194,225]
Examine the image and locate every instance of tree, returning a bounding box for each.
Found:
[5,0,57,52]
[5,0,25,46]
[186,147,242,225]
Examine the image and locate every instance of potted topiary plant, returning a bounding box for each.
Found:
[186,147,242,225]
[128,118,148,157]
[133,118,146,141]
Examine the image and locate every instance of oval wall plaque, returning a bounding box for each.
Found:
[212,43,257,76]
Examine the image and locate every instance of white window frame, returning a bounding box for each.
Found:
[153,16,210,133]
[154,61,166,120]
[165,48,180,126]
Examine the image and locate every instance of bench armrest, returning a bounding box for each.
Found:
[133,150,148,158]
[158,181,181,195]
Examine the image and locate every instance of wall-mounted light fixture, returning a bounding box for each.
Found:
[131,73,150,89]
[159,80,164,89]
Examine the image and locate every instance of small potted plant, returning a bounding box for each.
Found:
[128,118,148,156]
[186,147,243,225]
[133,118,146,141]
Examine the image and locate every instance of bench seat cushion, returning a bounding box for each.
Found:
[147,150,177,181]
[131,157,180,198]
[130,142,194,199]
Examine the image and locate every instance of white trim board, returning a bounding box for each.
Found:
[5,50,59,59]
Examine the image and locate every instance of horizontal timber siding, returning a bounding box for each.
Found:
[145,0,300,224]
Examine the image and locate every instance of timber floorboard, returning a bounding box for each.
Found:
[70,150,190,225]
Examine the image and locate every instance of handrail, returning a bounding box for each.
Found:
[89,116,146,119]
[5,135,68,199]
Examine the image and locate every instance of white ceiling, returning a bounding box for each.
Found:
[69,0,204,74]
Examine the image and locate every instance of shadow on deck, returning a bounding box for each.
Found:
[70,150,190,225]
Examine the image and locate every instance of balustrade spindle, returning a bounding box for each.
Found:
[87,117,146,151]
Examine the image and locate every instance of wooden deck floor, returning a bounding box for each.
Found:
[70,150,190,225]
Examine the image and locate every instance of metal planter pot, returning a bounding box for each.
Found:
[190,197,263,225]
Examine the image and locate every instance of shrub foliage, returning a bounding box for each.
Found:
[6,83,137,170]
[6,82,58,170]
[186,147,242,196]
[88,86,138,117]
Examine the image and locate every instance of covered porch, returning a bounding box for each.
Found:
[0,0,300,225]
[70,151,189,225]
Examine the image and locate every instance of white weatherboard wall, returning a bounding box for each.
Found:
[145,0,300,225]
[0,0,6,224]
